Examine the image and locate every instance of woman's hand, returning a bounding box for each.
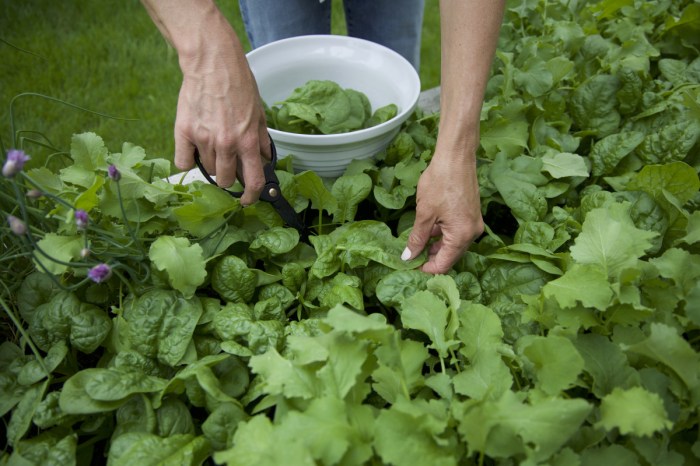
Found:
[403,149,484,274]
[141,0,271,205]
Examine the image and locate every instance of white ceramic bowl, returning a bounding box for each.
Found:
[247,35,421,178]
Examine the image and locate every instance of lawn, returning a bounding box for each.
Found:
[0,0,440,166]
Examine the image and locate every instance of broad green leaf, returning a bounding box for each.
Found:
[541,152,589,178]
[156,398,195,437]
[373,183,414,210]
[249,348,319,399]
[400,290,459,359]
[148,236,206,298]
[325,305,393,340]
[375,398,457,466]
[570,203,657,278]
[480,100,530,157]
[7,380,48,446]
[623,322,700,390]
[318,273,364,311]
[60,132,108,187]
[513,56,554,97]
[74,175,104,211]
[17,341,68,385]
[80,368,168,401]
[572,333,638,398]
[489,153,548,222]
[542,263,613,309]
[376,270,430,307]
[278,397,374,466]
[480,262,552,303]
[571,74,620,137]
[315,332,369,399]
[59,369,130,414]
[214,415,315,466]
[332,173,372,223]
[33,234,82,275]
[517,334,585,395]
[627,161,700,206]
[201,402,248,451]
[455,391,591,462]
[596,386,672,437]
[580,444,641,466]
[122,289,203,367]
[373,334,429,403]
[172,183,240,236]
[212,256,257,303]
[250,226,299,255]
[457,302,505,361]
[635,119,699,164]
[108,432,209,466]
[680,210,700,245]
[589,131,645,176]
[296,170,338,214]
[309,234,341,279]
[649,247,700,296]
[9,431,77,466]
[69,304,112,353]
[453,354,512,401]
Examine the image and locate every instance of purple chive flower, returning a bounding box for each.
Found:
[2,149,31,178]
[7,215,27,235]
[107,164,121,181]
[88,263,112,283]
[75,209,89,230]
[26,189,43,199]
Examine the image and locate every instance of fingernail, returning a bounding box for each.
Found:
[401,247,412,261]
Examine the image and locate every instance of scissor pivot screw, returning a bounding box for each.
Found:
[268,188,278,198]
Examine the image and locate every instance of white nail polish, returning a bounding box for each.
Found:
[401,247,412,261]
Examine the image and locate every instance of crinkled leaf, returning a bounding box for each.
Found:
[122,289,203,366]
[33,234,82,275]
[517,334,585,395]
[570,203,657,278]
[172,183,240,236]
[541,151,589,178]
[332,173,372,223]
[596,386,672,437]
[212,255,257,303]
[149,236,207,298]
[108,432,209,466]
[543,263,613,309]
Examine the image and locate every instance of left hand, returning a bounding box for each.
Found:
[402,151,484,274]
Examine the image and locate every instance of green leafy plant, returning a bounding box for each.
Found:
[265,80,398,134]
[2,0,700,465]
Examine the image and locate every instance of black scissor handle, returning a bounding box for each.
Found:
[193,134,277,198]
[193,135,307,238]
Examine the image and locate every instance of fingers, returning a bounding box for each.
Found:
[421,237,466,275]
[237,149,266,206]
[174,131,196,172]
[402,207,435,262]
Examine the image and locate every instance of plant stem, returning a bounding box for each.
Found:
[0,295,49,376]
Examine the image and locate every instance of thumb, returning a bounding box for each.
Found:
[402,209,435,262]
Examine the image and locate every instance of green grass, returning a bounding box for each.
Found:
[0,0,439,166]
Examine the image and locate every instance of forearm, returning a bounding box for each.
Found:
[437,0,505,159]
[140,0,246,74]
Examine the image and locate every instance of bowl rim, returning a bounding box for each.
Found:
[246,34,421,146]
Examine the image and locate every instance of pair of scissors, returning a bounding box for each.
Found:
[193,136,308,238]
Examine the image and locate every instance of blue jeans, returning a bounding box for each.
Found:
[238,0,425,70]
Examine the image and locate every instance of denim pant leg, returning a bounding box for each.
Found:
[238,0,331,49]
[343,0,425,70]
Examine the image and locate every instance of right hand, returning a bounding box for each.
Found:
[174,57,271,205]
